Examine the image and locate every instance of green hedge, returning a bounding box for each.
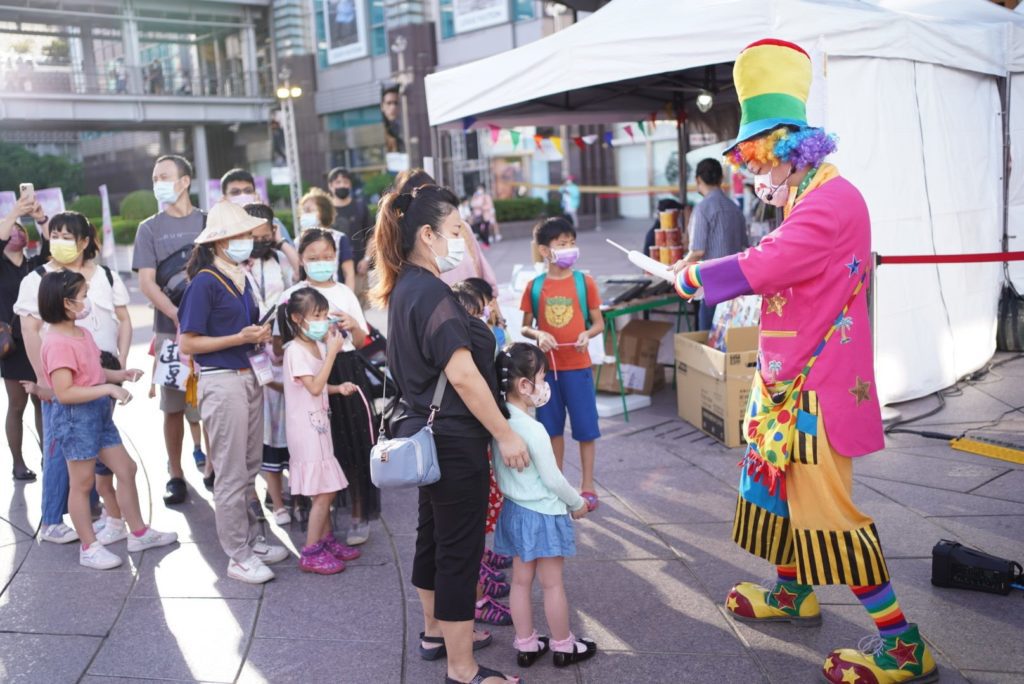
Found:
[494,197,546,223]
[274,210,293,236]
[268,182,312,207]
[112,217,138,245]
[119,190,158,222]
[70,194,102,217]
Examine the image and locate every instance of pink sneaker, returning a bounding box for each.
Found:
[299,541,345,575]
[321,534,361,562]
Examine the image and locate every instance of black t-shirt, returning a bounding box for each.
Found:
[331,200,371,263]
[0,237,49,335]
[387,265,497,439]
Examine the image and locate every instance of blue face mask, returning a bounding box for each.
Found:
[305,260,336,283]
[304,319,330,341]
[225,238,254,263]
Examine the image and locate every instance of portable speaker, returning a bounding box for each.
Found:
[931,540,1022,596]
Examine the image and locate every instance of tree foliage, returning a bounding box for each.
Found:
[0,142,83,197]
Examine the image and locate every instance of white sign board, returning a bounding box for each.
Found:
[155,339,190,391]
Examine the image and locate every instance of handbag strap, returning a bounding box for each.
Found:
[427,372,448,428]
[800,268,869,380]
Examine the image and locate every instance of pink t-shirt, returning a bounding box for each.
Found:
[41,328,106,388]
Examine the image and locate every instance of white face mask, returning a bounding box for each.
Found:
[526,379,551,408]
[431,232,465,273]
[753,167,793,207]
[228,193,257,207]
[300,212,319,230]
[153,180,181,205]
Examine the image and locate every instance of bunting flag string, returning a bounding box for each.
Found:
[624,124,635,142]
[488,124,501,144]
[603,131,614,147]
[533,134,544,151]
[572,136,586,151]
[550,136,563,155]
[509,129,521,148]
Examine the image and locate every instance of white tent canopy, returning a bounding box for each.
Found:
[425,0,1018,406]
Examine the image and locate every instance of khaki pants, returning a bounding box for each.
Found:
[199,371,263,563]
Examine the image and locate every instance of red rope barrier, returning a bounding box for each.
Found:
[878,251,1024,265]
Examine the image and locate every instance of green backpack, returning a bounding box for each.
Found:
[529,271,591,329]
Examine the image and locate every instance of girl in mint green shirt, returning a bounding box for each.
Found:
[492,343,598,669]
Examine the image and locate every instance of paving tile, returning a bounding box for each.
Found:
[573,493,676,561]
[280,519,394,568]
[254,565,403,642]
[960,671,1024,684]
[884,558,1024,673]
[852,450,1010,493]
[88,597,258,683]
[240,638,401,684]
[0,633,101,683]
[0,541,31,591]
[579,651,767,683]
[597,465,737,525]
[0,517,32,547]
[563,559,745,655]
[0,570,133,636]
[851,486,956,560]
[921,515,1024,574]
[132,542,262,599]
[854,476,1024,518]
[654,522,858,609]
[968,469,1024,503]
[145,498,223,545]
[18,536,137,574]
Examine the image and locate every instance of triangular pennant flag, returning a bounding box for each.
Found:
[582,134,598,145]
[550,136,563,155]
[510,130,521,148]
[675,109,687,130]
[462,116,477,131]
[603,131,614,147]
[636,120,646,137]
[572,136,586,151]
[624,124,635,142]
[488,124,501,144]
[533,134,544,151]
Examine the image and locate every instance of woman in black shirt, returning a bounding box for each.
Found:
[372,185,528,684]
[0,196,49,480]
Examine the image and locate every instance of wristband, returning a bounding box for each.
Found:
[674,264,702,299]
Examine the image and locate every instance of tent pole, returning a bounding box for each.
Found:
[1001,76,1011,254]
[675,95,688,203]
[432,126,445,186]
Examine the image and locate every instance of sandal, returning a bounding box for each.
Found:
[553,637,598,667]
[475,595,512,626]
[444,665,520,684]
[517,635,550,668]
[580,491,599,512]
[419,630,494,661]
[12,467,36,481]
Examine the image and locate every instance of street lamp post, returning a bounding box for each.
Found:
[391,35,414,165]
[276,68,303,234]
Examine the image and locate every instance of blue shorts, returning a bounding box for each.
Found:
[534,368,601,443]
[49,397,123,462]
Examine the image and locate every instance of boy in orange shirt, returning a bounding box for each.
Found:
[520,218,604,510]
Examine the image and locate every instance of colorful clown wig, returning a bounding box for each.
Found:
[726,126,837,170]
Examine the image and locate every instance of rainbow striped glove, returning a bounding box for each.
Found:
[674,264,703,300]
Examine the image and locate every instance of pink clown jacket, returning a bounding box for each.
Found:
[697,170,884,457]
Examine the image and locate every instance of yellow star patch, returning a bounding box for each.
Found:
[726,595,739,611]
[849,377,872,405]
[766,293,787,317]
[841,666,859,684]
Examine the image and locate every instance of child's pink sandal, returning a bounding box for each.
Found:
[581,491,600,512]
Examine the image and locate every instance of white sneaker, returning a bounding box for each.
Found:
[273,508,291,526]
[346,521,370,546]
[92,511,109,534]
[80,542,123,570]
[41,523,79,544]
[96,518,128,545]
[252,536,289,564]
[126,527,179,553]
[227,556,275,584]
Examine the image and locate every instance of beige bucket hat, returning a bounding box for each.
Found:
[194,200,267,244]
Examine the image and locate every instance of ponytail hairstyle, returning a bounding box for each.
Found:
[494,342,548,418]
[48,211,99,261]
[451,282,485,318]
[369,184,459,309]
[277,286,330,344]
[185,242,215,280]
[295,228,337,281]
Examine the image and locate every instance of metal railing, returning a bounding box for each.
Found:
[0,63,273,98]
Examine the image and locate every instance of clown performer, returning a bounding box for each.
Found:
[673,39,937,684]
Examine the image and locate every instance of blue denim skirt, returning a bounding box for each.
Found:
[493,499,576,562]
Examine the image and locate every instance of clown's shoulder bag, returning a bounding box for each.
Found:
[743,271,868,488]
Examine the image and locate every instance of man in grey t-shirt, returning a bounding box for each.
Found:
[132,154,205,506]
[683,158,749,330]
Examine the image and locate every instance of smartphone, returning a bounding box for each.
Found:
[18,183,34,203]
[258,305,278,327]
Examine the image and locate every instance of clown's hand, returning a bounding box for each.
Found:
[674,264,704,301]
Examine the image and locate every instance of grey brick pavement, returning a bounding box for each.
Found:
[0,219,1021,683]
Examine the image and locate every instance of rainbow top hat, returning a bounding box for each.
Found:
[727,39,811,152]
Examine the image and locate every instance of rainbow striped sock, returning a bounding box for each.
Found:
[776,565,798,583]
[851,582,909,637]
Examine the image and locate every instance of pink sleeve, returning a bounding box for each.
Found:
[736,194,838,294]
[41,336,77,379]
[285,345,319,383]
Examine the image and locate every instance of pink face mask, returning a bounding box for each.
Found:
[5,229,27,252]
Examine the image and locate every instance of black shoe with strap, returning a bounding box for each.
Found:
[552,638,597,668]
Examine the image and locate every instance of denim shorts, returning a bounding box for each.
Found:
[48,397,123,462]
[534,368,601,442]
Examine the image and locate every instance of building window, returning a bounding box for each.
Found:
[370,0,385,55]
[438,1,533,40]
[439,0,455,39]
[513,0,534,21]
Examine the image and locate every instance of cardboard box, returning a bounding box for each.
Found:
[595,319,674,396]
[675,327,759,447]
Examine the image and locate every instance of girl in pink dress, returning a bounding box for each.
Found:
[280,287,362,575]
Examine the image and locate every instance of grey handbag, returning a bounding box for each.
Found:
[369,373,445,488]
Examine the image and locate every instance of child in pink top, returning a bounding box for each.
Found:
[38,271,177,570]
[280,287,361,575]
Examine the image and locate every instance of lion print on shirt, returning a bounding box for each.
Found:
[544,295,575,328]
